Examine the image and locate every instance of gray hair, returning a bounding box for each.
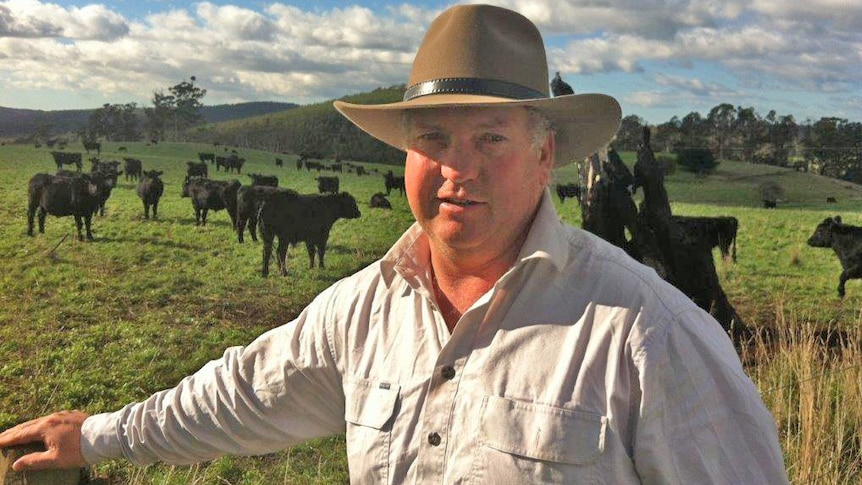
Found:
[524,106,554,151]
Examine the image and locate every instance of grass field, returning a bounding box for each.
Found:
[1,141,861,483]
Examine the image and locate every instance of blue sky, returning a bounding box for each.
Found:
[1,0,860,125]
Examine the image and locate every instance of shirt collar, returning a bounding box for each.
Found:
[381,188,567,289]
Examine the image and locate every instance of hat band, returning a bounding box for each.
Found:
[403,78,546,102]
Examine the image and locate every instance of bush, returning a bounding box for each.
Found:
[656,155,677,176]
[676,148,718,174]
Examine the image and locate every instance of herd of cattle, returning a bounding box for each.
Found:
[27,150,401,276]
[23,147,862,293]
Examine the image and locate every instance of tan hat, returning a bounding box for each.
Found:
[334,4,622,167]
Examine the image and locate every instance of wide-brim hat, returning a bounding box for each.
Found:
[334,4,622,167]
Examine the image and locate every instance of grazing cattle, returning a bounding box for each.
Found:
[317,176,339,194]
[82,140,101,155]
[827,197,837,203]
[370,192,391,209]
[259,192,361,276]
[187,161,208,178]
[123,157,143,182]
[355,166,367,176]
[807,216,862,297]
[235,185,291,243]
[248,173,278,187]
[383,170,405,196]
[136,170,164,219]
[555,183,580,203]
[215,155,245,173]
[181,176,241,226]
[275,157,283,167]
[198,152,216,164]
[118,146,127,152]
[673,215,739,262]
[27,172,106,241]
[763,199,777,209]
[87,162,122,216]
[296,159,304,170]
[50,151,82,172]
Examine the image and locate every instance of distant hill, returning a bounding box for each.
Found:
[187,85,407,165]
[0,102,298,139]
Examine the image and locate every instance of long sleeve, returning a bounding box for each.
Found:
[80,298,346,466]
[632,306,788,484]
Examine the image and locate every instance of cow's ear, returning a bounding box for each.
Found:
[835,215,842,224]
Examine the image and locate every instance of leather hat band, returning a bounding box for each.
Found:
[403,78,546,102]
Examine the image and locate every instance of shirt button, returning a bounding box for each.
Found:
[441,366,456,380]
[428,432,442,446]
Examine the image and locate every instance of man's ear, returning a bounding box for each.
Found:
[537,131,556,186]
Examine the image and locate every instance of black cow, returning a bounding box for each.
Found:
[259,192,361,276]
[383,170,405,196]
[673,215,739,262]
[317,176,339,194]
[555,183,580,203]
[82,140,101,155]
[50,151,82,172]
[215,154,246,174]
[181,176,241,226]
[235,185,291,243]
[27,172,106,241]
[370,192,391,209]
[123,157,143,182]
[807,216,862,297]
[136,170,164,220]
[89,162,122,216]
[275,157,283,167]
[187,161,208,178]
[198,152,216,164]
[248,173,278,187]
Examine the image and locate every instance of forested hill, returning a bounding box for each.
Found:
[0,101,298,139]
[188,85,407,165]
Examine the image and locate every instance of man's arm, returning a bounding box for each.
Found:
[0,410,88,472]
[633,307,788,484]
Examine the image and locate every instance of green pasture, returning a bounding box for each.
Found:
[0,141,860,483]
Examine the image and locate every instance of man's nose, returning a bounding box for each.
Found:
[438,139,480,183]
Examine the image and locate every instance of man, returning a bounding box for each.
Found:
[0,4,787,483]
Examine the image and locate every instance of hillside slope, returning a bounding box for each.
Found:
[188,86,407,165]
[0,102,298,139]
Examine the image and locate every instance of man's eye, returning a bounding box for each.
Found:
[479,133,506,143]
[418,132,444,142]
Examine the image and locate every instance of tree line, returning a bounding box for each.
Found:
[614,104,862,181]
[29,80,862,176]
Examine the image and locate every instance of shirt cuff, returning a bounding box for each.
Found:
[80,412,126,464]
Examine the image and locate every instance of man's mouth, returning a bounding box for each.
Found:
[439,197,478,207]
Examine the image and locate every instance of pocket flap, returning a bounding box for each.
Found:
[344,378,400,430]
[480,396,606,465]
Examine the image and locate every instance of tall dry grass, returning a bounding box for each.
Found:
[743,300,862,484]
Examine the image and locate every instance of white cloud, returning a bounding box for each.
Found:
[0,0,858,123]
[0,0,128,40]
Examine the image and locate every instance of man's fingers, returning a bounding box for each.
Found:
[12,450,54,472]
[0,420,42,447]
[0,410,88,471]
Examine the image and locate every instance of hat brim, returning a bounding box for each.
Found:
[334,93,621,168]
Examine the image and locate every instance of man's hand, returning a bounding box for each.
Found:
[0,410,89,471]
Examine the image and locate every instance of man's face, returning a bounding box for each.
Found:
[404,106,554,262]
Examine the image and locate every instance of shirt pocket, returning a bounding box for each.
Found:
[471,395,607,484]
[344,378,400,484]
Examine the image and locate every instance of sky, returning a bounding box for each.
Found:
[0,0,860,125]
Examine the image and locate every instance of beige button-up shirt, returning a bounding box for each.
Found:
[81,191,788,483]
